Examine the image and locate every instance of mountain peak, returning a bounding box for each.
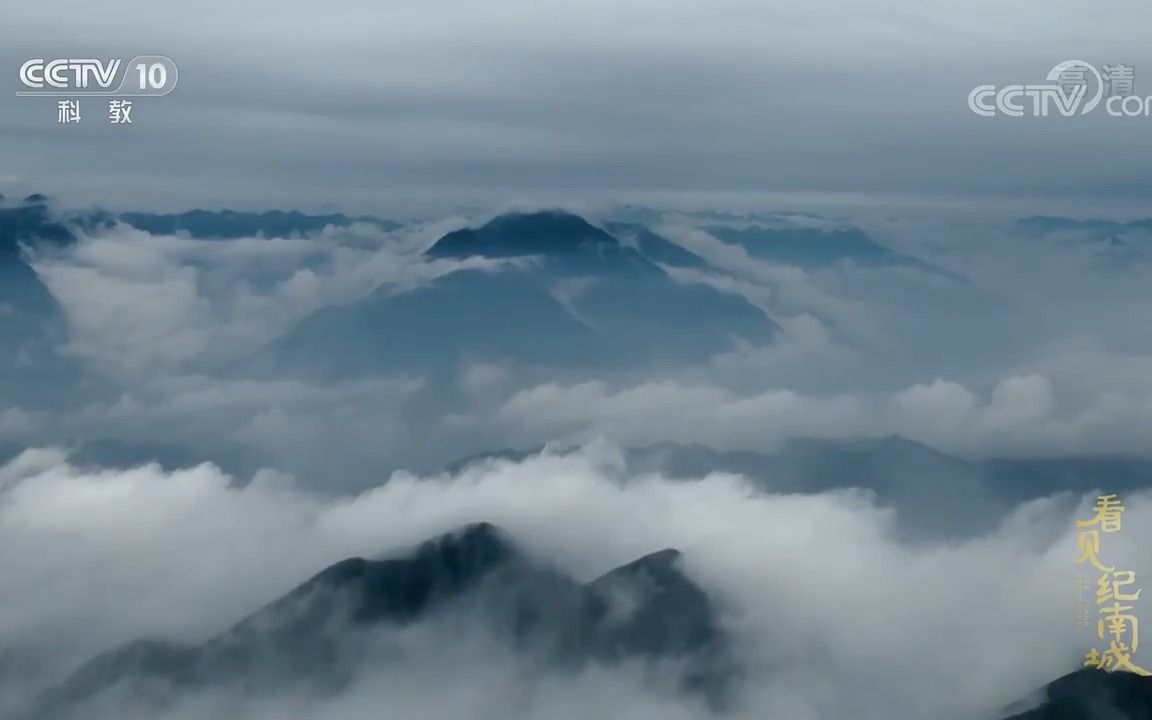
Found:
[484,209,604,235]
[275,521,523,625]
[427,210,618,259]
[595,547,683,579]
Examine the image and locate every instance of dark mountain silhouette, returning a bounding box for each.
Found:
[1002,668,1152,719]
[427,211,655,276]
[29,523,732,719]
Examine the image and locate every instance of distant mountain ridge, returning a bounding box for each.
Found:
[115,208,400,239]
[3,198,958,384]
[1013,216,1152,264]
[1,195,401,243]
[706,223,960,278]
[1014,216,1152,239]
[447,436,1152,540]
[254,209,778,378]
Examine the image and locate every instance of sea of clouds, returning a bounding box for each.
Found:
[3,203,1152,718]
[2,443,1147,720]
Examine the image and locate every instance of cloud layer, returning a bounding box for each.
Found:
[5,206,1152,477]
[2,445,1148,719]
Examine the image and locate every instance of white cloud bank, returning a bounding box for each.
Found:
[464,370,1152,457]
[26,218,497,381]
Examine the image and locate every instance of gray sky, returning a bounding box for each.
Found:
[3,0,1152,214]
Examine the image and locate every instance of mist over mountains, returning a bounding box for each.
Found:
[258,210,776,378]
[4,192,1152,718]
[27,522,731,720]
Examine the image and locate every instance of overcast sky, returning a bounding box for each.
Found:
[3,0,1152,215]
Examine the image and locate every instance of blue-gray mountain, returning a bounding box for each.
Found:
[1011,215,1152,266]
[254,211,778,379]
[0,197,83,407]
[705,223,953,276]
[114,209,399,239]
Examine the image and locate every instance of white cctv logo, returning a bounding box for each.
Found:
[16,55,178,96]
[19,59,121,89]
[968,60,1103,117]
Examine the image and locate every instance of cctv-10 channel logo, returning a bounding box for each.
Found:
[18,56,178,95]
